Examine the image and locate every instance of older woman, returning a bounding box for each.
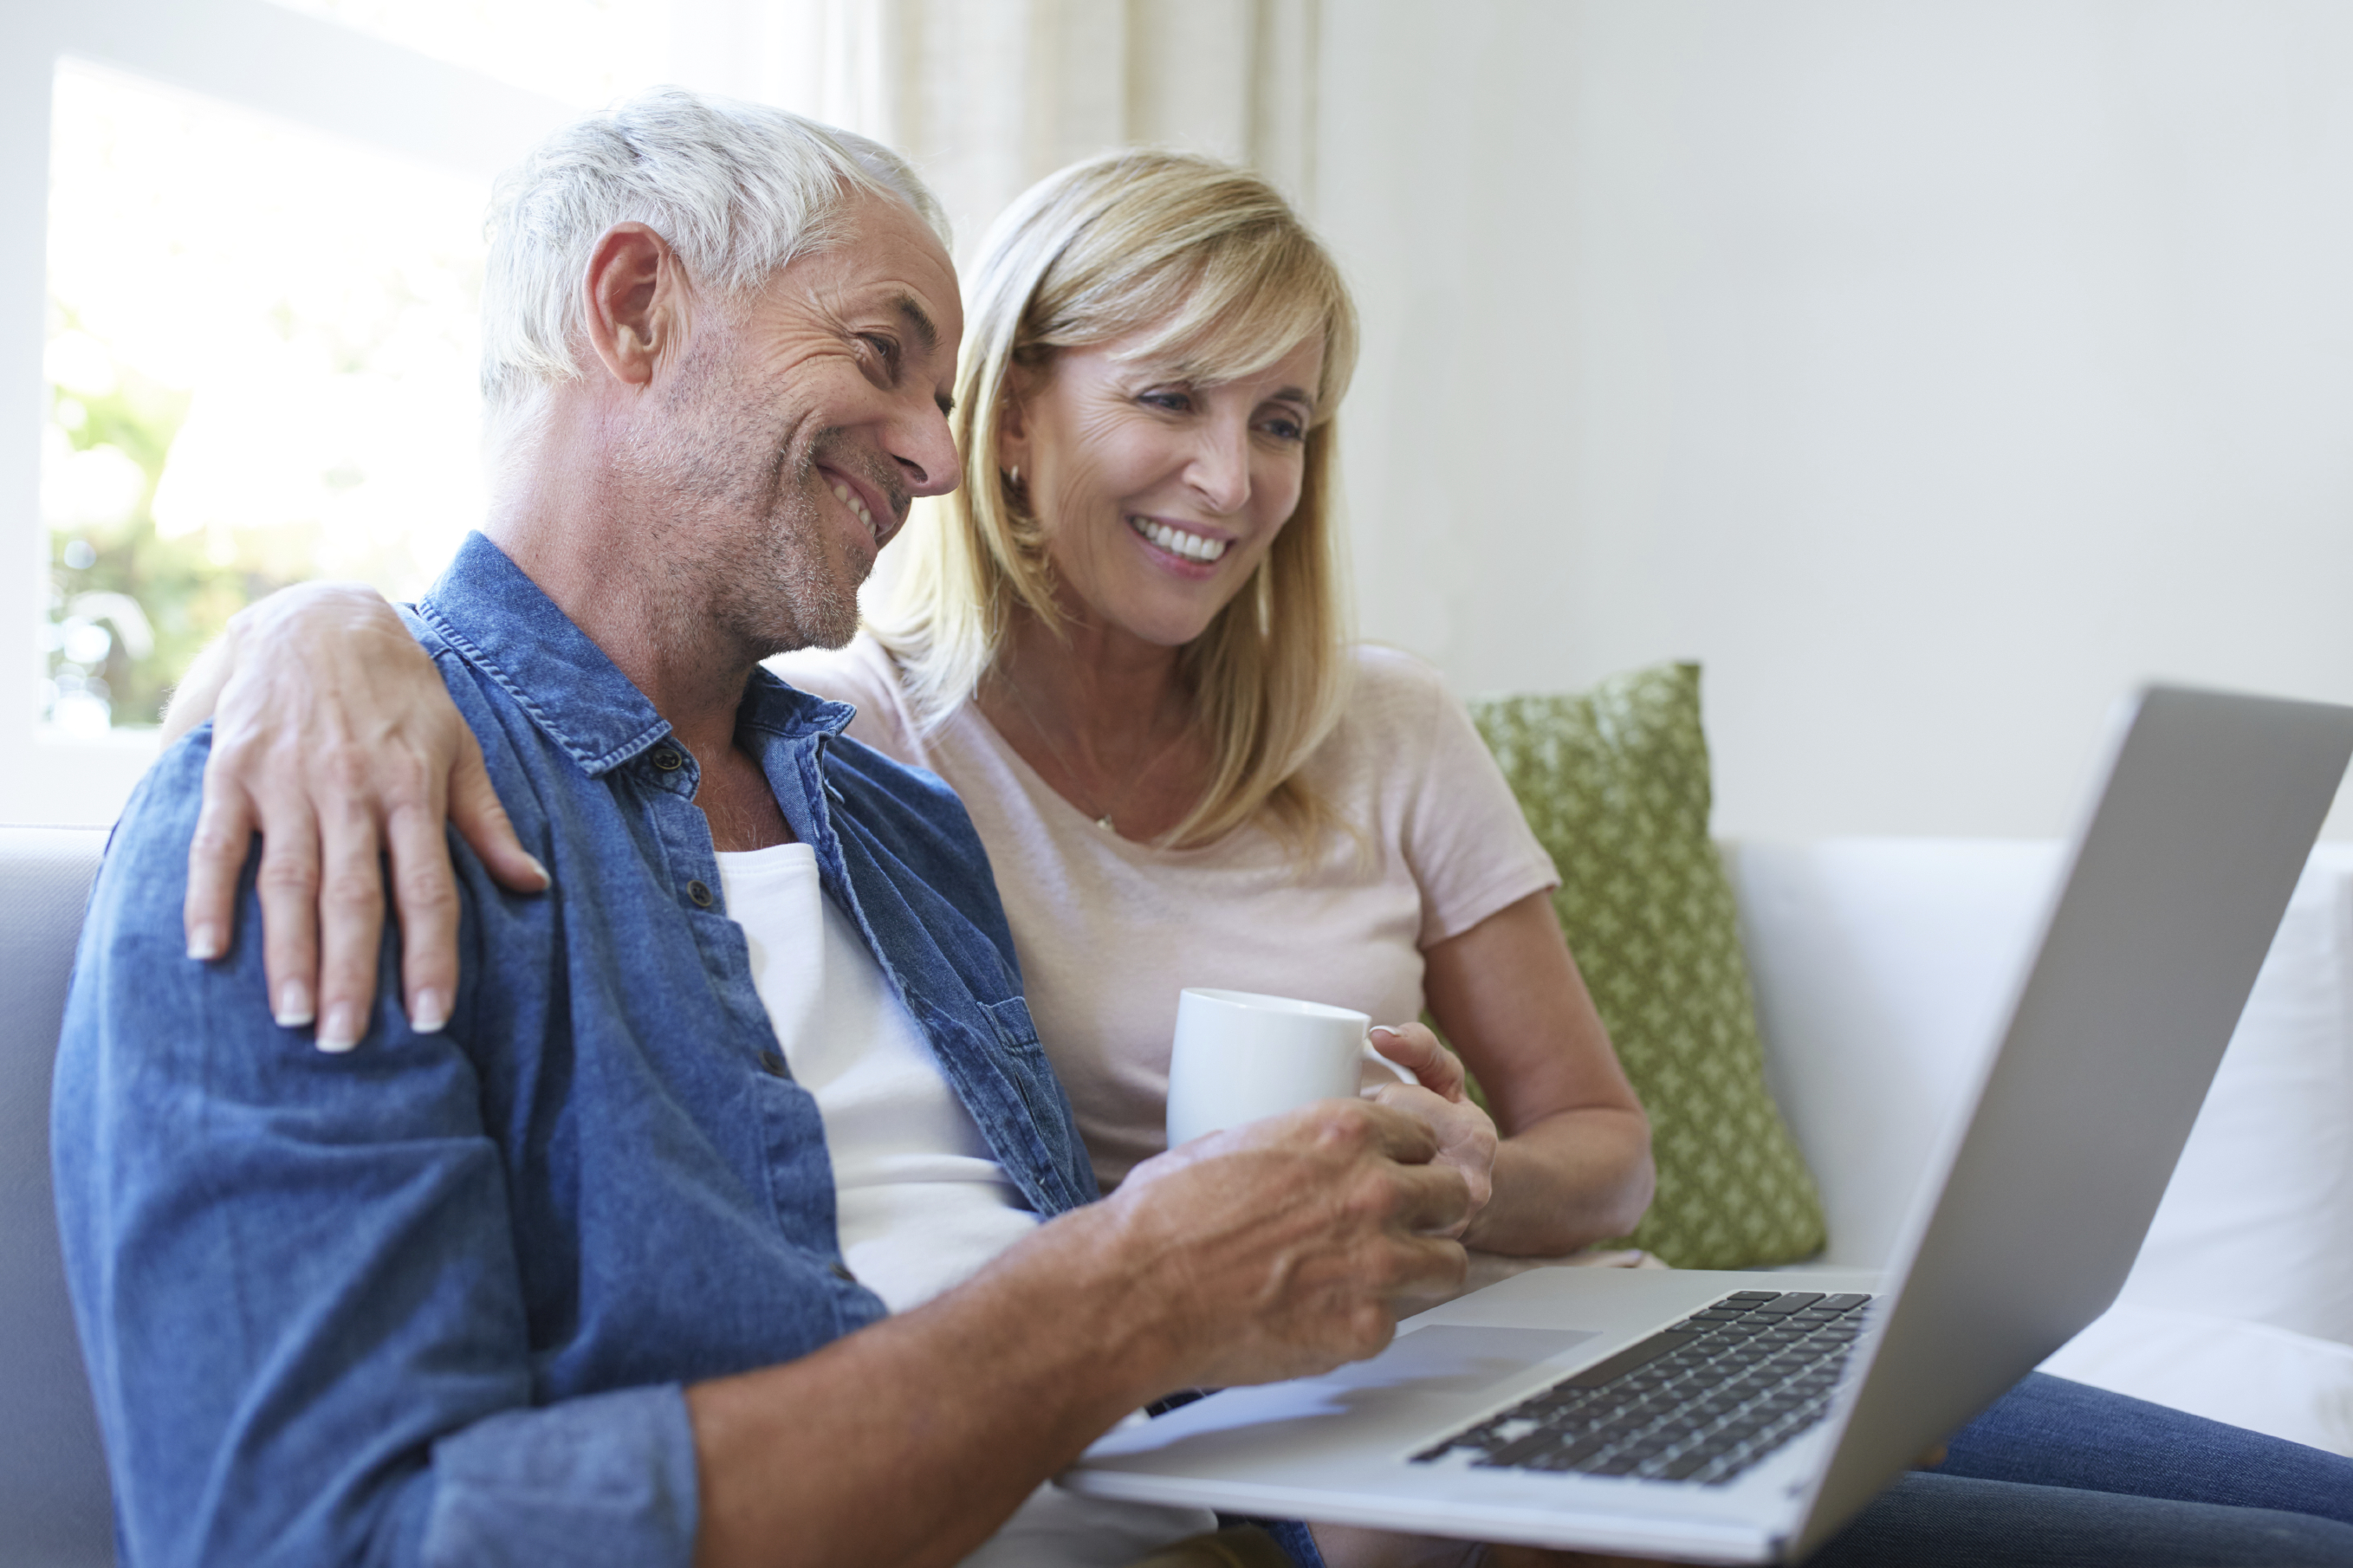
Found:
[794,150,1651,1247]
[168,151,2353,1568]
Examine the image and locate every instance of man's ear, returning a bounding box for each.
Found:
[581,224,685,389]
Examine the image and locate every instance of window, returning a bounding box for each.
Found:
[2,0,910,826]
[263,0,674,109]
[43,61,490,738]
[0,0,681,825]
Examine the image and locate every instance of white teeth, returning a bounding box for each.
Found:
[830,479,878,539]
[1128,516,1229,562]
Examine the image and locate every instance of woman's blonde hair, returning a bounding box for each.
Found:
[866,148,1361,849]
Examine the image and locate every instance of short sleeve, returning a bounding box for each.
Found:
[1359,649,1559,949]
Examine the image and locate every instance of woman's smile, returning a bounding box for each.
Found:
[1125,514,1232,566]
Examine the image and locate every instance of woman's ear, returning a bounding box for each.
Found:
[581,223,686,389]
[995,384,1032,477]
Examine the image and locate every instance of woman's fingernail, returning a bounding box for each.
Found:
[187,924,222,962]
[1369,1025,1401,1039]
[316,1003,364,1054]
[275,981,314,1029]
[410,988,449,1034]
[525,855,550,887]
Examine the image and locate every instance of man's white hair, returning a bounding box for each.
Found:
[480,86,948,443]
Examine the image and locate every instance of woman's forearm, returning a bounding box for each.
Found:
[1468,1107,1654,1255]
[1424,891,1656,1257]
[161,629,233,744]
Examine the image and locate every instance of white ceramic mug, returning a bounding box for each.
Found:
[1164,988,1416,1149]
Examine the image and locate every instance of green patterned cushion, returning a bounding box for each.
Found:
[1467,663,1826,1269]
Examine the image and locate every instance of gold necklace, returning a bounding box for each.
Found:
[995,674,1191,834]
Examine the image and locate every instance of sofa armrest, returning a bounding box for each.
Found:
[0,825,116,1565]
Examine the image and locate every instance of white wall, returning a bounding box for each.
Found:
[1316,0,2353,840]
[20,1,2353,841]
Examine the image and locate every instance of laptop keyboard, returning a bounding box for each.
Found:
[1410,1290,1876,1485]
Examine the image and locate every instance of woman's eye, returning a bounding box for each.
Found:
[1140,389,1191,413]
[1261,416,1306,443]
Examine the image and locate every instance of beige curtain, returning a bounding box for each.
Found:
[667,0,1322,261]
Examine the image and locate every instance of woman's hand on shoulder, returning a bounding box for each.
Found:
[1366,1022,1497,1234]
[177,581,547,1051]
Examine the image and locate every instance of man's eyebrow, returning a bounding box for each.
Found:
[892,295,940,355]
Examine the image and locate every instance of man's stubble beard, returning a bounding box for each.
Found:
[618,333,867,664]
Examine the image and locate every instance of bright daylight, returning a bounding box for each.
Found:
[39,0,671,741]
[8,5,2353,1568]
[42,62,489,735]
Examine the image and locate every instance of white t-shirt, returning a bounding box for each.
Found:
[714,844,1215,1567]
[771,637,1560,1189]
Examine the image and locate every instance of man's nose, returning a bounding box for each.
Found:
[890,398,961,499]
[1187,417,1252,514]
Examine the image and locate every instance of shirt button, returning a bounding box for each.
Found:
[686,879,714,908]
[651,746,684,772]
[758,1050,788,1078]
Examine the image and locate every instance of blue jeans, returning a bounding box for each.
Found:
[1809,1374,2353,1566]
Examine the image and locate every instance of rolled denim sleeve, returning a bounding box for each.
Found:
[51,740,700,1568]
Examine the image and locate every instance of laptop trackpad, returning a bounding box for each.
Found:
[1319,1325,1598,1396]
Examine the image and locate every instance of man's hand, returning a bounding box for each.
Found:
[1097,1098,1473,1393]
[176,582,546,1050]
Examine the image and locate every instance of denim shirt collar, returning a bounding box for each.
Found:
[414,530,859,778]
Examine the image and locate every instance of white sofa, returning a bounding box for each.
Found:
[5,826,2350,1564]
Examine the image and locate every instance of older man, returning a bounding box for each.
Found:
[52,92,1468,1568]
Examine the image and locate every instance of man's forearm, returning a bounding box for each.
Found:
[687,1202,1174,1568]
[687,1102,1475,1568]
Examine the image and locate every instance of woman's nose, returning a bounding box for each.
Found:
[1187,418,1253,514]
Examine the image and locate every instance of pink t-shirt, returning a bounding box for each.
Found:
[770,635,1559,1189]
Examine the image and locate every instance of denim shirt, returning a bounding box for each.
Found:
[52,532,1099,1566]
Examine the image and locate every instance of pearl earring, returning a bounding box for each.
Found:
[1008,466,1021,489]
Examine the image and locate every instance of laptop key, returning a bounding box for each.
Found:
[1557,1329,1705,1390]
[1555,1433,1615,1465]
[1481,1430,1562,1467]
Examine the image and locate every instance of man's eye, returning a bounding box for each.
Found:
[860,335,901,373]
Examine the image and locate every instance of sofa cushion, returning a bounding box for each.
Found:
[1468,663,1827,1268]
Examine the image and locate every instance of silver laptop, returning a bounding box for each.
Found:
[1062,684,2353,1563]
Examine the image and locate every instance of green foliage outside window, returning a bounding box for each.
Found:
[44,335,303,731]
